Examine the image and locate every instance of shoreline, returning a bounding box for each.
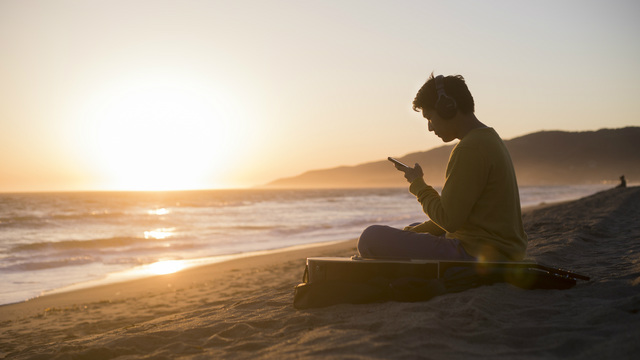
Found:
[0,241,347,308]
[28,240,349,304]
[0,238,358,322]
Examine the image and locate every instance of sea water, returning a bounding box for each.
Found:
[0,185,611,305]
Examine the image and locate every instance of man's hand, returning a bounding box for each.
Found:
[394,163,423,183]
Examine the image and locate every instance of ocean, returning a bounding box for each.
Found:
[0,184,612,305]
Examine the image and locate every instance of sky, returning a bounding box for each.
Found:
[1,0,639,192]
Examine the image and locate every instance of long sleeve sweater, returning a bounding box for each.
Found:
[409,127,527,261]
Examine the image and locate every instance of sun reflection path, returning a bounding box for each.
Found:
[147,260,186,275]
[148,208,170,215]
[144,228,174,240]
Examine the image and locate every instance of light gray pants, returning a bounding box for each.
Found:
[357,225,476,261]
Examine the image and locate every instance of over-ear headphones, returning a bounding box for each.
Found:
[435,75,457,119]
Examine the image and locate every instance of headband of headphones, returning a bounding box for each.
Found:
[435,75,447,100]
[434,75,457,119]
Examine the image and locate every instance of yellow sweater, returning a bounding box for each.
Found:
[409,128,527,261]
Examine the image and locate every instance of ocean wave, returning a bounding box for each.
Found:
[177,200,254,208]
[0,215,53,228]
[50,211,128,221]
[2,242,202,272]
[270,223,334,236]
[1,255,97,271]
[10,236,152,252]
[223,225,279,231]
[0,211,129,230]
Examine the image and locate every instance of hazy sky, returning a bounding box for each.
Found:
[1,0,639,192]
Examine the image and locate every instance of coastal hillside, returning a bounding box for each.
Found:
[265,127,640,188]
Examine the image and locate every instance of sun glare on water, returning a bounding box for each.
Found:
[148,208,170,216]
[147,260,186,275]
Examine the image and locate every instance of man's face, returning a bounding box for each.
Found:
[422,108,456,142]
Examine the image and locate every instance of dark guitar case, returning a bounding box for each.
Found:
[293,256,589,309]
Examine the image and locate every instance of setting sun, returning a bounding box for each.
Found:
[80,75,242,190]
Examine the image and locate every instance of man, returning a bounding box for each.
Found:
[357,73,527,262]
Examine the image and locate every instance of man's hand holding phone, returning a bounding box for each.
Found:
[388,157,423,183]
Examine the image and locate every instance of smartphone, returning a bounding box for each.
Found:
[388,157,410,168]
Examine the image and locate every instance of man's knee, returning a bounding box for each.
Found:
[357,225,389,256]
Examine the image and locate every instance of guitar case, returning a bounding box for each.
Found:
[293,256,589,309]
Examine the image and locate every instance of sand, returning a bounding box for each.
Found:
[1,187,639,359]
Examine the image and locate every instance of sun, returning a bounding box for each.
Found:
[84,76,240,190]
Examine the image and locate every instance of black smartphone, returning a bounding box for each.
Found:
[388,157,410,168]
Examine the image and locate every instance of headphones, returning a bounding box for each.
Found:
[435,75,458,119]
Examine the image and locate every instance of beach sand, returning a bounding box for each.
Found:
[2,187,639,359]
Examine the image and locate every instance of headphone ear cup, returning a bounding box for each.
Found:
[434,75,458,119]
[436,96,457,119]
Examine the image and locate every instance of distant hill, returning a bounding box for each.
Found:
[264,127,640,188]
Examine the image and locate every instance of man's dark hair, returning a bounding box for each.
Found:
[412,73,475,114]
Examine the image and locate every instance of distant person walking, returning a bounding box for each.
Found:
[617,175,627,188]
[358,73,527,262]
